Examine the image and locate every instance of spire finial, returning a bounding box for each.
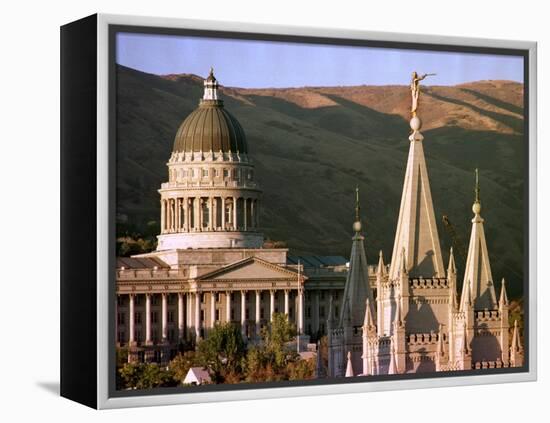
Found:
[203,67,219,101]
[352,185,362,232]
[447,247,456,275]
[473,168,481,215]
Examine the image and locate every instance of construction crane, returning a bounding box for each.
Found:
[442,214,467,268]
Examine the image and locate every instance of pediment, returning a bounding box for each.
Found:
[198,257,301,281]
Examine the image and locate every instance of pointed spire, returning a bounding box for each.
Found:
[388,113,445,279]
[343,298,352,324]
[363,298,375,328]
[499,278,509,308]
[511,320,521,352]
[345,351,354,377]
[447,247,456,276]
[377,250,386,277]
[339,188,374,327]
[461,169,497,310]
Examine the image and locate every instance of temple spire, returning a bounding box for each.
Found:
[461,169,497,310]
[447,247,456,276]
[377,250,387,277]
[388,110,444,279]
[388,340,397,375]
[363,298,375,328]
[499,278,509,309]
[345,351,354,377]
[339,187,373,327]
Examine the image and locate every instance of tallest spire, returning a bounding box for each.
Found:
[388,73,444,280]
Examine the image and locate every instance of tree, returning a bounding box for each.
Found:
[196,322,246,383]
[119,362,176,390]
[261,312,296,370]
[287,357,315,380]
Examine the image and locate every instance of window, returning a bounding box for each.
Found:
[201,310,205,322]
[245,308,249,319]
[202,168,208,177]
[168,311,174,323]
[214,168,219,177]
[191,168,195,178]
[135,295,142,306]
[151,295,159,306]
[117,312,125,325]
[233,169,239,179]
[117,296,124,306]
[260,308,264,319]
[135,312,141,325]
[201,293,205,303]
[215,309,220,321]
[223,169,229,178]
[151,311,158,324]
[231,309,235,320]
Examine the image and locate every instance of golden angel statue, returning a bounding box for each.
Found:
[410,71,435,117]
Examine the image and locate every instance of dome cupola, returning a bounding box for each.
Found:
[172,67,248,154]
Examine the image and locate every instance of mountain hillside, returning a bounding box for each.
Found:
[116,65,525,298]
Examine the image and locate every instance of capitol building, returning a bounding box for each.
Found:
[115,69,523,376]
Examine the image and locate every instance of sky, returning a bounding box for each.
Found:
[116,32,524,89]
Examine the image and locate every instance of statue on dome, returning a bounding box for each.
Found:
[410,71,435,117]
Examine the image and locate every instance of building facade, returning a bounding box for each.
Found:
[115,70,357,364]
[328,113,524,377]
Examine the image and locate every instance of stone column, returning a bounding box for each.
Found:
[284,290,290,316]
[298,289,304,335]
[243,198,248,231]
[255,290,261,337]
[194,197,200,230]
[145,293,152,344]
[208,197,213,231]
[213,197,218,230]
[175,198,180,232]
[178,293,184,341]
[226,291,231,322]
[241,290,247,338]
[128,294,135,345]
[186,292,192,338]
[233,197,237,230]
[160,200,165,233]
[270,290,276,322]
[221,197,226,230]
[195,293,201,339]
[250,199,255,229]
[161,293,168,342]
[210,292,216,328]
